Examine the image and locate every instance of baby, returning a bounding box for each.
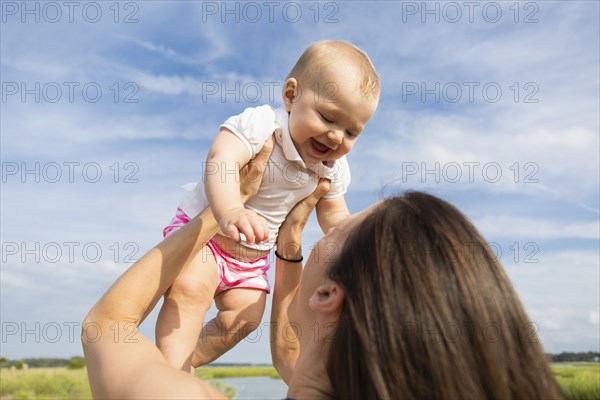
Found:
[156,40,380,372]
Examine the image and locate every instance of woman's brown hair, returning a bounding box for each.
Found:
[326,192,562,399]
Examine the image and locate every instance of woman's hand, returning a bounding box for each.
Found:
[240,134,274,202]
[276,178,331,258]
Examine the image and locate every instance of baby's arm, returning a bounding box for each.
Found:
[315,196,350,234]
[205,129,269,244]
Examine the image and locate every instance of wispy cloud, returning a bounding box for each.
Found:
[117,35,209,66]
[475,216,600,240]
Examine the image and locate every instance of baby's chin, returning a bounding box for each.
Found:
[300,146,345,168]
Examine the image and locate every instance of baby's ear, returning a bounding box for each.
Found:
[283,78,299,111]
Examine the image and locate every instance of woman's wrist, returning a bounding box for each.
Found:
[274,249,303,263]
[276,234,302,260]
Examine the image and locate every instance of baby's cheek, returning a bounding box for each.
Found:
[339,142,354,156]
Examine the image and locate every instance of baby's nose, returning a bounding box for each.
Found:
[327,129,343,145]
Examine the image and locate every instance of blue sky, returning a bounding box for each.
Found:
[1,1,598,363]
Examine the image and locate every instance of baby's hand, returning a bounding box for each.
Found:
[219,208,270,244]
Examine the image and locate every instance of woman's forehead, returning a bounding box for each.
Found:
[310,201,384,269]
[332,200,383,236]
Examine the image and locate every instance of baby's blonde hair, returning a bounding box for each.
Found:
[286,40,380,99]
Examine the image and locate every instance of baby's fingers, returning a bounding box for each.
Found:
[249,217,269,243]
[236,219,256,244]
[223,224,241,242]
[260,218,270,242]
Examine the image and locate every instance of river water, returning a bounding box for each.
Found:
[215,376,288,399]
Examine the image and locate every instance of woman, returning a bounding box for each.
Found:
[270,193,563,399]
[82,138,562,398]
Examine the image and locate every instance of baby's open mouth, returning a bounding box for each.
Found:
[310,138,330,155]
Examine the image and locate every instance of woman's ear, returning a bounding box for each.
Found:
[308,281,345,315]
[283,78,299,112]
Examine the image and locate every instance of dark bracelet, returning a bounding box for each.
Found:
[274,249,303,263]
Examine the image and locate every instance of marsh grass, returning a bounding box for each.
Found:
[195,365,280,379]
[0,363,597,399]
[0,366,278,400]
[0,368,92,399]
[552,362,600,400]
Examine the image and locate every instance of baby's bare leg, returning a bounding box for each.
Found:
[192,288,266,366]
[156,246,218,372]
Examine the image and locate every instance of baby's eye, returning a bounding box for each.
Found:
[346,131,358,138]
[318,112,334,123]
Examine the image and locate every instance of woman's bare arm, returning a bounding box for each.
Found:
[82,137,274,399]
[270,179,331,383]
[83,208,225,398]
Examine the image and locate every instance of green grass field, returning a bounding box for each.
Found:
[0,368,92,400]
[0,366,279,400]
[0,363,597,399]
[195,365,280,379]
[551,362,600,400]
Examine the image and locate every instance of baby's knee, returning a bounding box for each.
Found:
[219,299,265,335]
[167,278,214,305]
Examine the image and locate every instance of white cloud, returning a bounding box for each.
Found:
[474,215,599,240]
[118,66,269,97]
[500,248,599,352]
[116,36,207,66]
[590,310,600,326]
[341,2,599,215]
[352,107,599,204]
[528,308,573,332]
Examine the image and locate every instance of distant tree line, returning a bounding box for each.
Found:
[1,353,598,368]
[546,351,600,362]
[0,356,85,369]
[0,357,271,368]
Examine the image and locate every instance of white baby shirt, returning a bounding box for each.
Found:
[178,105,351,250]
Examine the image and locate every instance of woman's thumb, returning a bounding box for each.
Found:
[312,178,331,201]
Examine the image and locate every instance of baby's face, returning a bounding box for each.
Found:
[284,64,378,166]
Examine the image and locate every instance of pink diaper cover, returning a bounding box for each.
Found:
[163,208,270,294]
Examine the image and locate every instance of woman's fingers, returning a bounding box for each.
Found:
[305,178,331,210]
[296,178,331,218]
[281,178,331,230]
